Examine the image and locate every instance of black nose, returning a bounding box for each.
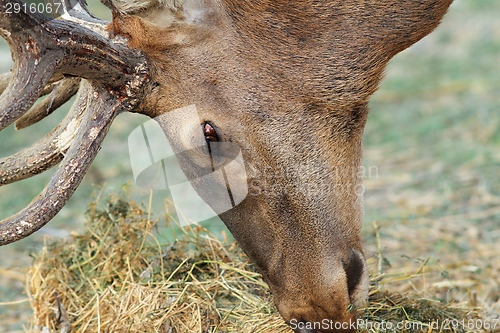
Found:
[342,249,364,298]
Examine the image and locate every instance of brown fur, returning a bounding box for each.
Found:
[109,1,453,331]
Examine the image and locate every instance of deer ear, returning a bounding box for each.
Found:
[105,0,215,52]
[108,0,184,15]
[361,0,454,57]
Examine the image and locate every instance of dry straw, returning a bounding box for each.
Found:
[26,188,482,333]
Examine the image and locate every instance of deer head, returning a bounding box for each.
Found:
[0,0,453,331]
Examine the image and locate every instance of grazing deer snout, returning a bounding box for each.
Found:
[218,175,369,331]
[270,249,369,333]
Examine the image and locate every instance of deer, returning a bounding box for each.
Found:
[0,0,454,331]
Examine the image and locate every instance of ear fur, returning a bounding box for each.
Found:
[107,0,183,14]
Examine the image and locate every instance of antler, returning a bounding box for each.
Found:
[0,0,149,245]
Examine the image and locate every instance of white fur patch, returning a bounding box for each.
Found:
[111,0,183,14]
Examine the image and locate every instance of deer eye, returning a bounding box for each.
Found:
[203,122,218,143]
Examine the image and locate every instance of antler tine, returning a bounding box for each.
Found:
[39,74,67,96]
[0,80,88,186]
[15,77,81,130]
[0,85,123,245]
[0,5,60,131]
[0,73,67,98]
[53,0,109,35]
[0,73,11,94]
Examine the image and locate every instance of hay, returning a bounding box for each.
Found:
[26,190,484,333]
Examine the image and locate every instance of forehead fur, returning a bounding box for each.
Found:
[110,0,183,14]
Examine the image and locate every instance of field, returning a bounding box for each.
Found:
[0,0,499,331]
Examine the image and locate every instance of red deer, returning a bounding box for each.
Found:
[0,0,453,331]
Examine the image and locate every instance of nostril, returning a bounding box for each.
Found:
[343,249,364,296]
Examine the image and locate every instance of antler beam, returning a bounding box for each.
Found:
[0,0,150,245]
[0,0,147,130]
